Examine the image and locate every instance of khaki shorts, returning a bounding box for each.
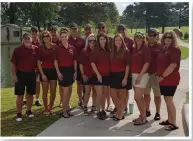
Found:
[145,73,161,97]
[132,73,150,88]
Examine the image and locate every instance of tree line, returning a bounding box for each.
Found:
[1,2,189,33]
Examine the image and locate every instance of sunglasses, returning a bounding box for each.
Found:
[88,40,96,43]
[164,36,173,39]
[148,34,156,37]
[43,35,50,38]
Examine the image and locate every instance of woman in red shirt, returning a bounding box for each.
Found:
[54,29,77,118]
[37,31,57,116]
[110,34,131,121]
[157,31,180,131]
[90,34,110,120]
[79,34,97,115]
[131,32,151,125]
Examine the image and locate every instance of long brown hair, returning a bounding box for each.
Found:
[110,33,127,60]
[161,31,178,48]
[96,34,110,52]
[133,34,147,49]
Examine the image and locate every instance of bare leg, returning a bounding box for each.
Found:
[17,95,23,113]
[49,80,57,112]
[41,82,49,112]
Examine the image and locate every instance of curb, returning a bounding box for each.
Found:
[182,104,189,136]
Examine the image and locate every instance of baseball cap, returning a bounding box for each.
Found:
[70,23,78,29]
[134,32,145,37]
[23,32,32,39]
[117,24,126,30]
[148,28,159,35]
[48,25,58,31]
[97,22,106,28]
[31,26,38,32]
[60,27,69,33]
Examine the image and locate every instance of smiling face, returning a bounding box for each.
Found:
[163,33,173,46]
[115,36,122,48]
[31,31,38,39]
[23,37,32,47]
[147,33,157,43]
[60,32,69,43]
[98,26,106,35]
[42,33,51,45]
[50,31,58,42]
[85,28,92,36]
[70,28,78,36]
[99,36,106,47]
[135,36,144,46]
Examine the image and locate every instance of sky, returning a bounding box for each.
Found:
[115,2,133,16]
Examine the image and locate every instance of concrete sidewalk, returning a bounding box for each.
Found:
[38,58,189,137]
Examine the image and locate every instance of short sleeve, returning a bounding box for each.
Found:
[90,50,98,63]
[143,46,151,63]
[169,48,181,64]
[123,49,131,65]
[11,49,17,64]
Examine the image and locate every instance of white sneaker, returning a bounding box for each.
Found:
[16,113,22,122]
[26,110,34,118]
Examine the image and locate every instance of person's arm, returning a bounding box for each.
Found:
[11,62,17,78]
[10,49,18,83]
[74,60,77,72]
[139,63,150,77]
[54,60,60,75]
[37,61,44,77]
[91,62,100,76]
[79,64,84,75]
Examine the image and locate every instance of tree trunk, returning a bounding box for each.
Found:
[37,20,40,31]
[179,8,181,29]
[9,3,16,24]
[44,23,46,30]
[162,25,165,33]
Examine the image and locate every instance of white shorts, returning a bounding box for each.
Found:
[132,73,150,88]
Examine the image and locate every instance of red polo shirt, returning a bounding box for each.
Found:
[156,47,181,86]
[149,43,163,73]
[11,44,38,72]
[131,45,151,73]
[79,48,94,78]
[55,43,77,67]
[52,39,60,46]
[37,44,57,69]
[32,38,41,47]
[90,48,110,76]
[110,49,131,73]
[124,36,134,53]
[68,36,85,56]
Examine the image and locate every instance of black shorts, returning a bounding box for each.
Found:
[80,77,94,85]
[15,70,36,95]
[110,72,132,90]
[76,63,81,81]
[40,68,57,82]
[160,85,177,96]
[92,75,110,86]
[58,66,75,87]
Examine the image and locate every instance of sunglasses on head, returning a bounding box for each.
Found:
[164,36,173,39]
[88,40,96,43]
[43,35,49,38]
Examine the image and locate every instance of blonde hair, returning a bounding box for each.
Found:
[85,34,96,51]
[161,31,178,48]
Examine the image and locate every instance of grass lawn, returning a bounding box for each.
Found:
[1,84,78,136]
[182,39,189,43]
[180,46,189,59]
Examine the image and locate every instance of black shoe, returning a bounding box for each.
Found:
[83,106,88,116]
[61,112,70,118]
[26,110,34,118]
[154,113,161,120]
[67,105,72,112]
[16,113,22,122]
[99,110,107,120]
[124,107,128,115]
[35,100,42,106]
[23,100,27,106]
[146,111,151,117]
[110,108,117,114]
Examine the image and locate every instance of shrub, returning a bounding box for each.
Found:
[184,32,189,39]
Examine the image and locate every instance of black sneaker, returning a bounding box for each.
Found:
[35,99,42,106]
[154,113,161,120]
[99,110,107,120]
[26,110,34,118]
[23,100,27,106]
[110,108,117,114]
[146,111,151,117]
[83,106,88,116]
[16,113,22,122]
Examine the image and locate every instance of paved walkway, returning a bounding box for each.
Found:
[38,40,189,137]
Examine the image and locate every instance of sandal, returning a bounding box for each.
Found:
[165,124,179,131]
[110,108,117,115]
[159,120,171,126]
[91,106,97,111]
[61,112,70,118]
[106,106,113,112]
[83,106,89,116]
[146,111,151,117]
[132,115,142,122]
[113,116,125,121]
[154,113,161,120]
[134,118,148,125]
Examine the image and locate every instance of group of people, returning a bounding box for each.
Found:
[11,22,181,131]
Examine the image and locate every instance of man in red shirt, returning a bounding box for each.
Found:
[117,24,134,114]
[84,24,92,41]
[11,33,37,122]
[68,23,85,108]
[144,29,163,120]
